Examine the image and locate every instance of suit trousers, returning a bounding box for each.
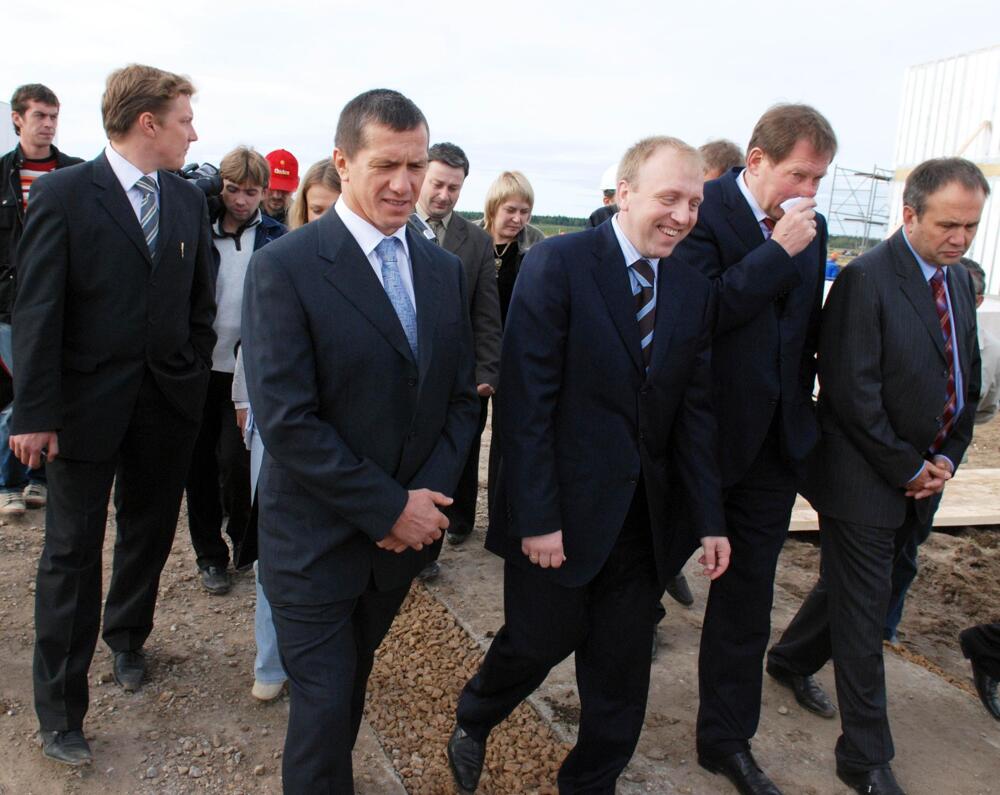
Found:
[767,504,931,773]
[269,576,411,794]
[696,431,797,756]
[884,494,940,640]
[456,486,661,794]
[448,395,489,536]
[960,623,1000,679]
[33,370,198,730]
[184,369,251,569]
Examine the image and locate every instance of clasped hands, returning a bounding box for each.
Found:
[520,530,731,580]
[376,488,452,553]
[904,456,953,500]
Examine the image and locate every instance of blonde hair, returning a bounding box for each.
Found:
[219,146,270,189]
[483,171,534,236]
[287,159,342,230]
[617,137,701,188]
[102,63,194,140]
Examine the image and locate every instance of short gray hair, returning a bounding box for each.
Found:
[903,158,990,217]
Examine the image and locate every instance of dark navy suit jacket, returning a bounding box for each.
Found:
[485,221,725,588]
[673,167,826,487]
[242,207,480,605]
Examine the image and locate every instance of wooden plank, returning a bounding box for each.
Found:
[790,468,1000,531]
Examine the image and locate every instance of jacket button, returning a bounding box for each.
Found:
[407,377,417,386]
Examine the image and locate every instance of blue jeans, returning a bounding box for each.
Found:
[0,323,44,493]
[249,424,285,684]
[884,495,939,640]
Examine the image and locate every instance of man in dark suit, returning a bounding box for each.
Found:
[672,104,838,795]
[447,137,730,794]
[241,89,479,793]
[10,64,216,766]
[412,142,501,557]
[766,158,987,795]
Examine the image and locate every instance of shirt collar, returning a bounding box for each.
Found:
[213,208,262,239]
[105,143,159,194]
[902,228,943,284]
[336,198,410,260]
[736,168,769,224]
[611,213,659,272]
[417,204,452,229]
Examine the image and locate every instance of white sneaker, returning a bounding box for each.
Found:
[0,492,25,515]
[23,483,47,508]
[251,680,285,701]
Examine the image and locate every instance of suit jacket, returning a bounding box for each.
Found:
[805,230,981,528]
[242,207,480,605]
[11,153,216,461]
[485,221,724,588]
[673,167,826,487]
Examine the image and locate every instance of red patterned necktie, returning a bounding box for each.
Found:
[929,269,956,453]
[762,217,776,238]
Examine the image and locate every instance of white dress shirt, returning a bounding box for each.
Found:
[735,169,773,239]
[335,199,416,312]
[104,143,159,221]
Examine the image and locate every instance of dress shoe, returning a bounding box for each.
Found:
[837,766,906,794]
[447,724,485,793]
[200,565,232,595]
[698,749,783,795]
[665,573,694,607]
[40,729,93,766]
[113,649,146,692]
[970,658,1000,720]
[23,482,47,508]
[251,679,286,702]
[417,561,441,582]
[447,527,473,545]
[766,661,836,718]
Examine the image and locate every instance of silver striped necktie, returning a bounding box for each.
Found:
[134,175,159,256]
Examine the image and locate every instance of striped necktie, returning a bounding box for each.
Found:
[134,175,159,256]
[375,237,418,360]
[630,258,656,370]
[929,269,957,453]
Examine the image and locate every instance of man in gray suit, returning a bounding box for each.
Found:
[411,142,502,556]
[766,158,987,795]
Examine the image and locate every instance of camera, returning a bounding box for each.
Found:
[177,162,222,197]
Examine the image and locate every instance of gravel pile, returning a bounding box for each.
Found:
[367,584,570,794]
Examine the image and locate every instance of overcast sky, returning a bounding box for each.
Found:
[3,1,998,220]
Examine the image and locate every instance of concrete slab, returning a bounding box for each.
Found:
[791,468,1000,531]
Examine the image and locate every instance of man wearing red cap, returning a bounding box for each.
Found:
[263,149,298,225]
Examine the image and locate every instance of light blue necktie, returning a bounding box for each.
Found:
[134,175,159,256]
[375,237,418,360]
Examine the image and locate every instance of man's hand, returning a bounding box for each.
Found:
[522,530,565,569]
[698,536,731,580]
[10,432,58,469]
[378,489,451,553]
[476,383,495,398]
[771,199,818,257]
[904,460,952,499]
[236,408,248,434]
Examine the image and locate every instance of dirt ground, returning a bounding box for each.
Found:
[0,418,997,794]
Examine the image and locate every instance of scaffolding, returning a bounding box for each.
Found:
[825,165,893,253]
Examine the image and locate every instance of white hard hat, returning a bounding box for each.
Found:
[600,164,618,192]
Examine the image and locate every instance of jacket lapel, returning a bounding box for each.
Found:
[409,228,441,385]
[647,256,682,374]
[721,168,768,253]
[319,211,417,366]
[443,214,468,256]
[892,231,947,363]
[151,170,180,271]
[592,223,644,374]
[93,152,153,267]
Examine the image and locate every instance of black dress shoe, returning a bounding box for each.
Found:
[447,527,473,545]
[766,661,836,718]
[113,649,146,692]
[40,729,93,766]
[447,725,485,793]
[417,561,441,581]
[698,749,783,795]
[665,573,695,607]
[200,565,232,595]
[837,766,906,794]
[970,659,1000,720]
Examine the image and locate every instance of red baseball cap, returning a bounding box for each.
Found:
[265,149,299,192]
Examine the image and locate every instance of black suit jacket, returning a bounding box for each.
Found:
[485,221,724,588]
[440,213,502,389]
[805,230,981,528]
[242,208,479,605]
[11,153,216,460]
[673,167,826,486]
